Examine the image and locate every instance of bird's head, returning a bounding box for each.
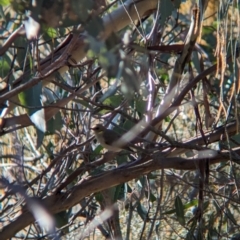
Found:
[90,124,105,133]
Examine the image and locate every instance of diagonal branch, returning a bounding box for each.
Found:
[0,147,238,239]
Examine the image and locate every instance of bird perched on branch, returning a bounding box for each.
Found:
[91,124,133,152]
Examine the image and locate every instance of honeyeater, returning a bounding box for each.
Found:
[91,124,133,152]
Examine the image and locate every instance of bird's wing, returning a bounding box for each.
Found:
[103,128,134,152]
[103,129,121,145]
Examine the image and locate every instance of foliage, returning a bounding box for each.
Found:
[0,0,240,239]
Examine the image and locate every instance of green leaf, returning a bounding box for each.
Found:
[73,98,93,109]
[226,208,237,225]
[185,199,199,209]
[135,98,147,115]
[223,133,240,148]
[114,184,125,201]
[90,145,104,161]
[192,51,201,73]
[175,196,185,226]
[36,128,45,149]
[165,116,171,122]
[95,192,104,202]
[19,82,47,135]
[54,210,69,234]
[15,37,29,71]
[126,183,132,193]
[46,112,63,134]
[45,27,57,38]
[162,199,198,215]
[0,0,10,6]
[0,56,10,77]
[0,5,6,21]
[116,153,128,166]
[18,83,42,114]
[102,95,122,108]
[45,141,55,157]
[137,203,148,221]
[149,192,157,202]
[160,0,176,27]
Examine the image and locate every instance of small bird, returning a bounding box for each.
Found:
[91,124,133,152]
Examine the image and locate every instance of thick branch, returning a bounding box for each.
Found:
[0,151,235,239]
